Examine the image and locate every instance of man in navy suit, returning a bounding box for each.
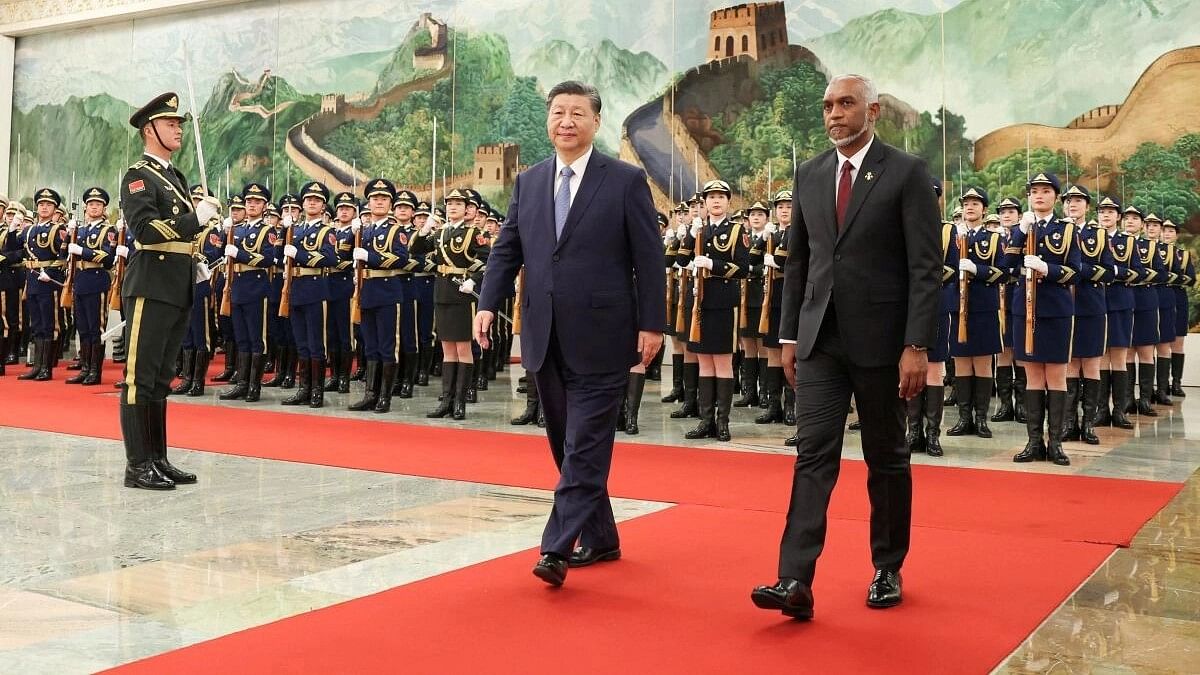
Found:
[476,81,665,587]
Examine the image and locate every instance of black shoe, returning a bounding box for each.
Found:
[309,359,326,408]
[625,373,645,436]
[568,546,621,568]
[1062,378,1081,441]
[533,554,567,586]
[750,578,813,620]
[262,347,285,387]
[453,364,473,420]
[281,358,312,406]
[783,386,796,426]
[784,434,798,447]
[905,392,926,453]
[427,362,457,418]
[349,361,381,411]
[1080,378,1101,445]
[923,385,944,457]
[662,354,684,402]
[124,461,175,490]
[211,340,236,382]
[946,375,975,436]
[65,342,92,385]
[1014,389,1047,462]
[337,350,352,394]
[218,353,251,400]
[972,376,993,438]
[685,377,716,439]
[733,357,759,407]
[244,354,266,402]
[375,362,398,413]
[714,377,734,442]
[1171,353,1186,397]
[416,347,433,387]
[990,366,1015,422]
[1046,390,1070,466]
[866,569,902,608]
[1137,363,1158,416]
[187,352,209,397]
[1109,369,1135,430]
[671,362,699,418]
[398,354,417,399]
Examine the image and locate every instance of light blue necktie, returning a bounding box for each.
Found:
[555,165,574,240]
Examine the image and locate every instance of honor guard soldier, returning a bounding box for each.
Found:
[1162,219,1193,396]
[172,185,223,397]
[411,200,437,386]
[64,187,118,385]
[219,182,277,403]
[670,198,702,421]
[948,187,1005,439]
[763,190,797,434]
[1060,186,1112,445]
[264,197,296,388]
[1095,196,1138,428]
[661,201,690,405]
[737,200,770,411]
[348,179,410,413]
[1007,172,1081,466]
[1144,213,1176,405]
[211,194,245,382]
[323,191,358,394]
[683,179,750,442]
[993,196,1024,422]
[280,181,337,408]
[426,188,487,420]
[18,188,68,381]
[118,92,220,488]
[1124,206,1162,415]
[0,201,24,374]
[390,188,433,398]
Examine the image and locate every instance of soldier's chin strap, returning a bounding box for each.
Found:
[146,120,170,159]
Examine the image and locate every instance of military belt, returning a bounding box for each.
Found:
[413,272,433,277]
[437,265,469,275]
[232,264,266,274]
[290,268,326,278]
[135,241,193,255]
[363,269,406,279]
[77,261,106,270]
[26,260,64,269]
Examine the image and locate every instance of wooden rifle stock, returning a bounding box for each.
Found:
[688,227,705,343]
[219,221,235,317]
[757,233,773,334]
[956,231,968,343]
[278,222,294,318]
[60,224,78,309]
[1024,220,1037,354]
[512,268,524,335]
[350,227,363,324]
[674,267,688,333]
[108,219,126,310]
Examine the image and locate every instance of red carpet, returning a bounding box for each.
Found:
[108,504,1114,674]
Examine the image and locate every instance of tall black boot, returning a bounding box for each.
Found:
[453,364,473,420]
[946,375,975,436]
[1109,370,1135,429]
[430,347,443,377]
[990,366,1014,422]
[187,351,209,396]
[32,339,54,380]
[1094,370,1112,426]
[1137,363,1158,416]
[1013,366,1028,422]
[149,399,196,484]
[262,347,285,387]
[661,354,684,402]
[349,362,381,411]
[399,353,418,398]
[375,362,398,413]
[757,357,770,408]
[1062,378,1081,441]
[1046,390,1070,466]
[351,344,366,381]
[416,346,433,386]
[783,384,796,426]
[121,402,173,490]
[65,341,91,385]
[1125,362,1138,414]
[0,335,6,375]
[714,377,734,441]
[427,362,457,418]
[671,362,699,418]
[244,354,266,402]
[1171,353,1187,397]
[973,376,993,438]
[1013,390,1047,462]
[337,350,352,394]
[169,349,195,394]
[309,359,325,408]
[905,389,926,453]
[1153,356,1173,405]
[943,359,957,405]
[734,356,759,407]
[4,330,17,364]
[1080,378,1101,445]
[476,350,490,391]
[625,373,646,435]
[322,349,340,392]
[685,376,716,439]
[755,366,783,424]
[924,386,944,457]
[281,358,312,406]
[83,343,105,386]
[646,345,663,381]
[212,340,236,382]
[512,376,539,425]
[280,348,298,389]
[263,340,276,374]
[17,339,39,379]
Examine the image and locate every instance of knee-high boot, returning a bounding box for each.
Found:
[625,373,645,435]
[905,389,926,453]
[1109,370,1135,429]
[924,386,944,457]
[946,375,975,436]
[662,353,684,403]
[685,376,716,439]
[671,362,699,418]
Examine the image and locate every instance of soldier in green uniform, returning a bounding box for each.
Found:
[118,92,220,490]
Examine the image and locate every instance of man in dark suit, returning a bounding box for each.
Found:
[475,80,665,587]
[750,75,941,619]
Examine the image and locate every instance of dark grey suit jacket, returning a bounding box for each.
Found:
[779,138,941,368]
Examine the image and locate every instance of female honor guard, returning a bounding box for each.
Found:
[1162,220,1193,396]
[907,213,958,458]
[0,203,25,374]
[1060,186,1112,445]
[171,186,223,397]
[1124,207,1163,415]
[994,197,1024,422]
[948,187,1005,439]
[760,190,794,428]
[1145,213,1176,405]
[219,183,277,403]
[281,181,337,408]
[1008,173,1081,466]
[684,180,750,442]
[64,187,117,386]
[660,203,688,405]
[737,201,770,410]
[1096,196,1138,429]
[17,188,67,381]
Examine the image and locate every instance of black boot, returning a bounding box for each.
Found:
[262,347,285,387]
[755,366,783,424]
[783,385,796,426]
[646,346,663,381]
[475,351,490,391]
[1062,378,1081,441]
[990,366,1014,421]
[83,343,105,386]
[65,341,91,384]
[511,377,539,425]
[262,342,276,374]
[4,330,17,364]
[349,362,381,411]
[1013,366,1028,422]
[375,362,398,413]
[734,357,759,407]
[427,362,457,418]
[212,340,236,382]
[280,348,298,389]
[1109,370,1135,429]
[1153,356,1172,405]
[714,377,734,442]
[169,349,195,394]
[219,353,252,400]
[121,402,174,490]
[398,353,418,398]
[149,399,196,484]
[337,350,352,394]
[416,347,433,386]
[616,387,628,432]
[946,375,975,436]
[244,354,266,402]
[32,339,53,380]
[1137,363,1158,416]
[1125,363,1138,414]
[1013,390,1047,462]
[351,344,366,381]
[662,354,684,402]
[453,364,473,420]
[973,376,993,438]
[187,351,210,397]
[1046,390,1070,466]
[625,373,645,435]
[1171,353,1186,397]
[1080,378,1101,445]
[671,362,699,418]
[430,348,443,377]
[924,386,944,457]
[757,357,770,408]
[16,339,38,379]
[322,349,340,392]
[1094,370,1112,426]
[905,390,926,453]
[685,376,717,439]
[308,359,325,408]
[281,358,312,406]
[943,359,957,406]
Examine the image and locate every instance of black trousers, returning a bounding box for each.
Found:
[778,311,912,584]
[120,296,191,405]
[533,323,628,557]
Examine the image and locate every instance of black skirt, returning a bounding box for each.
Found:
[688,307,739,354]
[435,302,474,342]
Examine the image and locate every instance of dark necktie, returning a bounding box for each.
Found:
[836,160,853,229]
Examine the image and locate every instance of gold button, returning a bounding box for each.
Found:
[158,255,165,261]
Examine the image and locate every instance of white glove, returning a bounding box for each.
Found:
[419,223,433,237]
[458,278,476,294]
[763,253,779,269]
[222,216,233,229]
[38,270,50,282]
[672,262,683,269]
[958,258,977,275]
[690,222,702,238]
[65,218,77,232]
[693,255,714,270]
[686,261,696,273]
[115,245,130,259]
[281,214,295,228]
[1019,211,1036,234]
[195,196,220,225]
[224,244,239,258]
[351,217,362,233]
[1024,255,1048,275]
[352,247,369,262]
[283,244,298,259]
[5,222,15,232]
[663,234,674,246]
[765,222,777,234]
[675,223,687,239]
[67,243,84,256]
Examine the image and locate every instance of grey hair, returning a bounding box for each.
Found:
[545,80,602,115]
[826,74,879,104]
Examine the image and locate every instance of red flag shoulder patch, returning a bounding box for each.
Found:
[107,231,118,244]
[128,179,146,194]
[475,233,488,245]
[398,233,410,246]
[327,233,338,247]
[208,233,222,247]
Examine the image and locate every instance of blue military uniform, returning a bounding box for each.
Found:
[281,181,337,408]
[1097,196,1139,429]
[18,189,68,380]
[1167,221,1194,395]
[411,201,437,386]
[323,192,357,393]
[172,184,223,397]
[218,183,277,402]
[263,198,296,388]
[64,188,118,385]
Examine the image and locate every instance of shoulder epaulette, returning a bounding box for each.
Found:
[131,160,149,170]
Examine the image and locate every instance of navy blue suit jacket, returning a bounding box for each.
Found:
[478,150,665,374]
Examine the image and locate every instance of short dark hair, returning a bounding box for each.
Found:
[545,80,602,115]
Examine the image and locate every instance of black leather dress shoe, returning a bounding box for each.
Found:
[866,569,902,608]
[533,554,567,586]
[155,459,197,484]
[124,462,175,490]
[568,546,621,568]
[750,578,813,620]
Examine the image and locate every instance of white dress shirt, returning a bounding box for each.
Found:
[145,151,171,169]
[553,145,594,208]
[834,134,874,204]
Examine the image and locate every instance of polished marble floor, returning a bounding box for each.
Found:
[3,363,1199,673]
